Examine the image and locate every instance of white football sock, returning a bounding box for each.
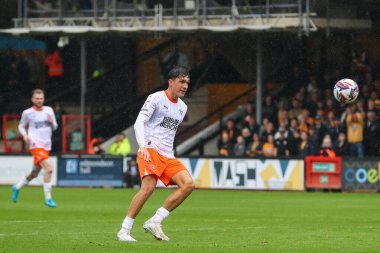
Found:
[15,177,29,190]
[121,216,135,233]
[150,207,170,223]
[43,182,52,200]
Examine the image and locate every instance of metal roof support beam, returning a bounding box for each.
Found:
[256,36,262,125]
[80,38,87,136]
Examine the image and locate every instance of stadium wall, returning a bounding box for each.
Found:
[341,157,380,192]
[0,155,58,186]
[174,157,304,191]
[58,155,124,187]
[1,155,379,192]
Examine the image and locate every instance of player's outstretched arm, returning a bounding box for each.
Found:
[48,108,58,130]
[134,113,151,163]
[18,111,29,144]
[134,94,157,157]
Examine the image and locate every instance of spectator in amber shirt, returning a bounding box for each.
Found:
[262,134,276,157]
[346,105,364,157]
[246,133,263,157]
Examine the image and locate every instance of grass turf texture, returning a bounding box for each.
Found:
[0,187,379,253]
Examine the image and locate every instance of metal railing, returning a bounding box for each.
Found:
[175,85,256,155]
[14,0,308,28]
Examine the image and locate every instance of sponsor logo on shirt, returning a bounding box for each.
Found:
[34,120,50,129]
[159,116,179,131]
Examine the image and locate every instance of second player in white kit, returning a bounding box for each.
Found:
[12,89,58,208]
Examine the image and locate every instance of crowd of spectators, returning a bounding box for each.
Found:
[2,43,380,161]
[217,58,380,158]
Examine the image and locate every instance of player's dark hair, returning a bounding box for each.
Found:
[32,89,44,96]
[168,66,190,80]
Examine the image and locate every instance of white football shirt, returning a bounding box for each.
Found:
[134,91,187,158]
[18,106,58,151]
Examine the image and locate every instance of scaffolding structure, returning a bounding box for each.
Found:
[6,0,316,35]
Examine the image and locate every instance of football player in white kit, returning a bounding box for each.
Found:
[12,89,58,208]
[116,66,195,242]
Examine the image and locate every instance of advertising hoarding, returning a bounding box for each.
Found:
[177,158,304,190]
[58,156,123,187]
[341,158,379,192]
[0,155,58,186]
[305,156,342,190]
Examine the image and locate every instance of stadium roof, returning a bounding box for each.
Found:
[0,1,318,36]
[1,1,376,36]
[0,24,274,35]
[0,16,311,36]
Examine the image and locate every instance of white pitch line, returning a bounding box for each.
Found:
[0,220,117,224]
[0,226,269,237]
[169,226,268,232]
[0,220,49,223]
[0,231,115,237]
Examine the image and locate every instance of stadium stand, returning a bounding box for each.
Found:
[1,0,380,157]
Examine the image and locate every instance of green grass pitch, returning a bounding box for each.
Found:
[0,186,379,253]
